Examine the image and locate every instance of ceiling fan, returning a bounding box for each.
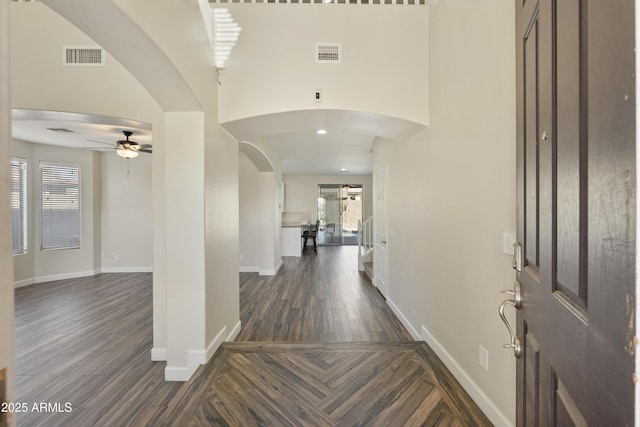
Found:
[85,130,152,159]
[114,131,152,159]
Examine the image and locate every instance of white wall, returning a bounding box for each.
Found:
[10,3,163,125]
[109,0,241,371]
[283,174,373,222]
[372,1,516,425]
[204,125,240,350]
[101,152,152,272]
[0,2,15,423]
[259,172,276,272]
[239,151,260,271]
[239,153,284,274]
[218,5,429,125]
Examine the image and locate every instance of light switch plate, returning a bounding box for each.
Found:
[503,232,516,255]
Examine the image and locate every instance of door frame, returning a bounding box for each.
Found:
[316,181,365,246]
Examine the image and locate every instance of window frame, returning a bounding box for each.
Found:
[39,162,81,252]
[10,158,28,256]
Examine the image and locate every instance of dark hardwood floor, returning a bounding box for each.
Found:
[237,245,411,342]
[13,246,490,426]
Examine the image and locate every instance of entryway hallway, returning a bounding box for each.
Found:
[13,246,490,426]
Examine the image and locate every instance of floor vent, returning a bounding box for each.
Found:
[63,46,106,66]
[316,43,341,63]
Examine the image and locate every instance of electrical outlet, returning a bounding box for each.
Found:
[479,345,489,371]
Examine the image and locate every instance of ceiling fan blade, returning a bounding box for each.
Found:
[139,144,152,149]
[139,148,152,153]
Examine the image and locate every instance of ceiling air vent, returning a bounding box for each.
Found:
[316,43,341,63]
[63,46,106,66]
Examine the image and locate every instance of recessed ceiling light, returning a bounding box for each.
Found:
[317,129,327,135]
[340,168,348,173]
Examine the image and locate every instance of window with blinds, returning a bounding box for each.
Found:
[10,159,27,255]
[40,163,81,251]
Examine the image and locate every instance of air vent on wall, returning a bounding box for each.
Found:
[63,46,106,66]
[47,128,74,133]
[316,43,341,63]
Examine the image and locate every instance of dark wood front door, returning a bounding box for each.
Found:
[515,0,636,425]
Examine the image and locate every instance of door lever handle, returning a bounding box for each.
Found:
[500,281,521,309]
[499,298,521,358]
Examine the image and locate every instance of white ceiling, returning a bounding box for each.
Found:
[11,108,424,175]
[11,109,152,154]
[222,109,425,175]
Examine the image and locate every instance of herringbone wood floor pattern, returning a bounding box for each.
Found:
[14,246,491,426]
[179,342,489,426]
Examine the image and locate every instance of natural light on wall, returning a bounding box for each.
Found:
[212,8,241,69]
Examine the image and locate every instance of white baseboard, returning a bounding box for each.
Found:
[421,325,513,427]
[239,266,259,273]
[151,347,167,361]
[227,320,242,342]
[165,349,205,381]
[259,258,283,276]
[163,322,241,381]
[165,364,198,381]
[14,278,35,288]
[206,326,228,361]
[387,298,421,340]
[14,268,153,288]
[34,269,99,284]
[101,267,153,273]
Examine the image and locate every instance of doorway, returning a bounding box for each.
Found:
[317,183,362,245]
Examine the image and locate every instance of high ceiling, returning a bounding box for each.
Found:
[221,109,425,175]
[11,2,426,176]
[12,108,424,175]
[11,109,152,154]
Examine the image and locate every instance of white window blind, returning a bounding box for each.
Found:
[10,159,27,255]
[40,163,80,251]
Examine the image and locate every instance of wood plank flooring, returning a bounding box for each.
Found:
[237,246,411,342]
[164,342,490,426]
[13,246,491,426]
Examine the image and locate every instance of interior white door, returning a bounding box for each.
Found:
[374,168,388,298]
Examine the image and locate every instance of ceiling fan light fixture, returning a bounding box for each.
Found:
[117,148,139,159]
